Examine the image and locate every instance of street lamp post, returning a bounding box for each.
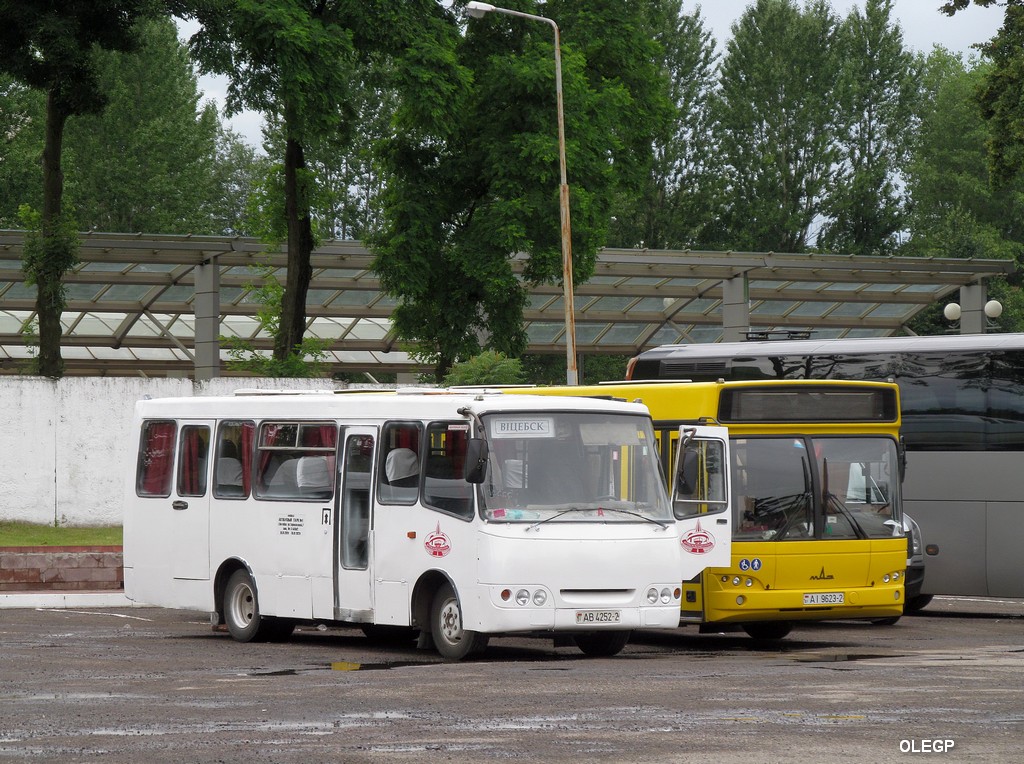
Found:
[465,1,578,385]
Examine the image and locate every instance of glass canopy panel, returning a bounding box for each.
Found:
[103,284,152,301]
[828,302,872,317]
[328,291,375,307]
[597,323,647,344]
[790,302,837,318]
[586,296,637,313]
[65,284,103,300]
[527,293,557,309]
[158,285,194,303]
[751,300,799,314]
[3,283,36,299]
[574,324,607,343]
[822,282,864,292]
[861,283,901,293]
[130,263,178,273]
[307,289,337,305]
[646,326,685,345]
[624,276,669,286]
[689,327,724,343]
[72,314,123,334]
[525,322,563,343]
[633,297,671,313]
[346,319,390,340]
[866,303,914,318]
[76,262,129,273]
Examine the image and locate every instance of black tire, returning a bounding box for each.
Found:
[573,630,631,657]
[742,621,792,641]
[905,594,933,613]
[430,582,489,660]
[223,569,290,643]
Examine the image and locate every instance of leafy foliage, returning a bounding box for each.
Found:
[442,351,526,386]
[222,262,330,377]
[716,0,845,252]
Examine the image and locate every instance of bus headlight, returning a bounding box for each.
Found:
[660,587,672,604]
[647,587,659,604]
[883,574,890,583]
[532,589,547,606]
[515,589,530,606]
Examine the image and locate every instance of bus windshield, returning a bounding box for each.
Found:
[733,436,901,541]
[478,412,672,523]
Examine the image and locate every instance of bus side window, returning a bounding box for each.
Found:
[423,422,472,518]
[214,421,253,499]
[176,425,210,497]
[137,420,176,498]
[378,423,422,505]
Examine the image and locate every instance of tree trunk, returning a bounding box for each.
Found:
[36,90,69,379]
[274,131,315,363]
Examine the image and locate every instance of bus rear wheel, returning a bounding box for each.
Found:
[430,583,488,660]
[223,569,294,643]
[573,631,631,657]
[742,621,792,641]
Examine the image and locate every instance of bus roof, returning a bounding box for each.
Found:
[635,332,1024,361]
[133,388,654,420]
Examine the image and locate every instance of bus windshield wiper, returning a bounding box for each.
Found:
[526,505,669,531]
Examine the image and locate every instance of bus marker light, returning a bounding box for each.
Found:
[407,531,417,539]
[736,595,745,605]
[501,589,512,601]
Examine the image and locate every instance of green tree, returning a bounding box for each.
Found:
[606,1,723,250]
[442,351,526,386]
[62,16,226,234]
[819,0,919,256]
[372,0,672,381]
[901,49,1024,332]
[715,0,844,252]
[0,0,162,377]
[177,0,465,367]
[0,76,43,227]
[942,1,1024,186]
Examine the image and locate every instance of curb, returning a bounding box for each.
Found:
[0,591,135,610]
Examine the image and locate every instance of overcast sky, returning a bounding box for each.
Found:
[187,1,1005,149]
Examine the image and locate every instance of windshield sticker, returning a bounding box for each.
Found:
[681,520,716,555]
[424,523,452,558]
[489,417,554,439]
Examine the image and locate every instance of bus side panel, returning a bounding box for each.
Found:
[902,451,988,597]
[987,502,1024,597]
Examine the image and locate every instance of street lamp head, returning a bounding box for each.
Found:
[465,2,496,18]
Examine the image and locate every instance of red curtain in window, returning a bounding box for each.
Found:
[180,428,205,495]
[140,421,176,496]
[240,422,255,495]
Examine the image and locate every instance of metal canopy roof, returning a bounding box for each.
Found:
[0,230,1015,377]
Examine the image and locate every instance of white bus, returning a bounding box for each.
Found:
[124,389,731,659]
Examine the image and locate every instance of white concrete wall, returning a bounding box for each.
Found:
[0,377,349,527]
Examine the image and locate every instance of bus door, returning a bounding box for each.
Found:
[671,425,732,617]
[335,428,376,621]
[171,420,213,581]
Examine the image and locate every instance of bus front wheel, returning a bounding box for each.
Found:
[574,630,631,657]
[223,569,294,643]
[430,583,488,660]
[742,621,792,641]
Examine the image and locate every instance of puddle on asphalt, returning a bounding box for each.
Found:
[248,660,434,676]
[792,653,897,663]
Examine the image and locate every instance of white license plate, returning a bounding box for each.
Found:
[803,592,845,605]
[575,610,621,624]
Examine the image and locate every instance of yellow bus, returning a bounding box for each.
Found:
[499,379,908,639]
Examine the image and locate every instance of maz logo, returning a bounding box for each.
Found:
[809,567,835,581]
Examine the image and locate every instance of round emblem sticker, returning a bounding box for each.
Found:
[424,523,452,558]
[681,520,716,555]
